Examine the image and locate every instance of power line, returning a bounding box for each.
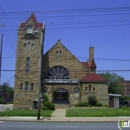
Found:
[0,69,130,72]
[2,56,130,61]
[0,6,130,16]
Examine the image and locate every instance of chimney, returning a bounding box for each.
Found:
[89,46,94,66]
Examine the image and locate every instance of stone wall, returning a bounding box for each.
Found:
[81,83,108,105]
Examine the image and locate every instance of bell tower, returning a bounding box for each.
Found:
[13,14,45,109]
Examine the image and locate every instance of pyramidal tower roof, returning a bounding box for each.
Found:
[19,13,44,29]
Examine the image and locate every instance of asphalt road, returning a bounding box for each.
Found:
[0,121,120,130]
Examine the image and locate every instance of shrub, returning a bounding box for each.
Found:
[79,102,88,107]
[75,102,88,107]
[44,101,55,110]
[102,104,108,108]
[74,104,78,107]
[43,106,49,110]
[88,104,92,107]
[88,95,97,106]
[122,106,129,109]
[42,94,49,102]
[96,102,102,107]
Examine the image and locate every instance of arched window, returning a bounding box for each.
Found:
[26,57,30,74]
[56,51,59,57]
[48,66,69,79]
[60,51,62,56]
[27,25,33,34]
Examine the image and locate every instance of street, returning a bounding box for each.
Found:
[0,122,120,130]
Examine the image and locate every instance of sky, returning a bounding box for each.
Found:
[0,0,130,87]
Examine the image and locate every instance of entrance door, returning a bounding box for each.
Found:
[53,88,69,104]
[109,96,114,108]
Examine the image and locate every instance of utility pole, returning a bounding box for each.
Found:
[37,56,42,120]
[0,33,3,85]
[0,24,4,85]
[37,32,43,120]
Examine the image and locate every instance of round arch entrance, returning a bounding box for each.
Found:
[53,88,69,104]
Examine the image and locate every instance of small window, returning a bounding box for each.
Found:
[89,85,91,91]
[31,83,34,90]
[25,82,29,90]
[85,87,88,91]
[31,44,35,49]
[26,57,30,74]
[24,43,26,49]
[20,83,23,90]
[43,87,47,93]
[28,42,30,50]
[93,87,95,91]
[74,87,79,97]
[60,51,62,56]
[74,87,79,93]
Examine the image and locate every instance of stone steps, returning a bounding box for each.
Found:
[54,104,70,109]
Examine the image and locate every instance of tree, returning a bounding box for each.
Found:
[100,72,123,94]
[0,83,14,104]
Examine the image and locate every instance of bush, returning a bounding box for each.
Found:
[102,104,108,108]
[122,106,129,109]
[42,94,49,102]
[88,95,97,106]
[88,104,92,107]
[44,101,55,110]
[43,106,49,110]
[96,102,102,107]
[75,102,88,107]
[78,102,88,107]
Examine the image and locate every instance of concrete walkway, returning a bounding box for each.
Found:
[51,109,66,117]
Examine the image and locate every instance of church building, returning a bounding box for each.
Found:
[13,14,108,109]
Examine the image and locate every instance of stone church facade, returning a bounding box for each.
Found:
[13,14,108,109]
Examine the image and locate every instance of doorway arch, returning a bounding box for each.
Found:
[52,88,69,104]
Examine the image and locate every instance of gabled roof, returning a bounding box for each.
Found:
[81,62,90,70]
[20,13,43,28]
[81,73,108,83]
[90,59,97,68]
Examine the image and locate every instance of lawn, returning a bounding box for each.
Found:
[0,109,53,117]
[66,108,130,117]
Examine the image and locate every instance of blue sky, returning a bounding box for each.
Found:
[0,0,130,87]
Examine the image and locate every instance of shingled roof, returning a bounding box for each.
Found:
[81,73,108,83]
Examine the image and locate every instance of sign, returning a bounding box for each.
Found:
[44,79,79,84]
[118,120,130,130]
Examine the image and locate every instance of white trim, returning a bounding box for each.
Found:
[108,94,121,97]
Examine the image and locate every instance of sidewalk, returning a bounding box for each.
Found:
[0,109,130,122]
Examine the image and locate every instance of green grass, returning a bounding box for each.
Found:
[66,108,130,117]
[0,109,53,117]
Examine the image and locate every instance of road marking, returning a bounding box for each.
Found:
[60,126,79,127]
